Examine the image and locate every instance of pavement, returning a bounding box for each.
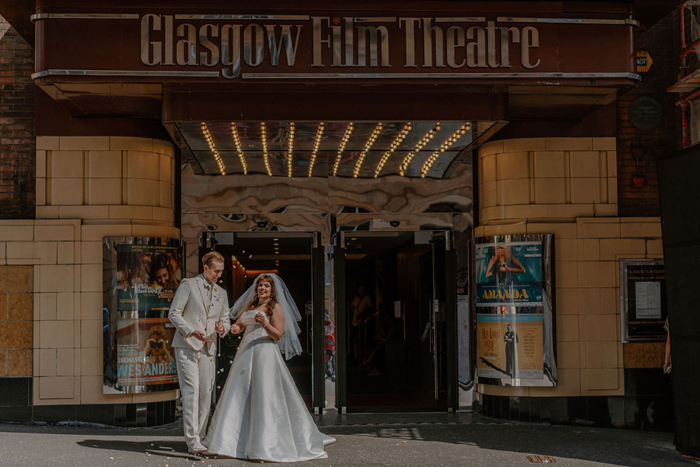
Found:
[0,412,695,467]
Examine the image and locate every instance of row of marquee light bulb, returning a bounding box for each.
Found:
[200,122,471,178]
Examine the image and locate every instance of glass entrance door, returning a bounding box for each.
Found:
[202,231,325,412]
[335,230,457,412]
[429,231,458,411]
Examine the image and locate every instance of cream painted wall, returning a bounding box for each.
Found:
[476,138,662,398]
[0,136,180,406]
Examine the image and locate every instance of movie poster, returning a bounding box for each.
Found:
[476,314,544,380]
[115,244,182,312]
[104,238,184,394]
[116,318,178,387]
[474,241,543,307]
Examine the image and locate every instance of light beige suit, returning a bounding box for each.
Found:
[168,275,230,451]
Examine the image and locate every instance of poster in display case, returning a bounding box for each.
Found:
[473,234,557,387]
[103,237,184,394]
[620,259,667,342]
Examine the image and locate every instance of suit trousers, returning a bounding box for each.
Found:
[175,347,215,449]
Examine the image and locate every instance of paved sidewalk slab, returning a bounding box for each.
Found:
[0,415,694,467]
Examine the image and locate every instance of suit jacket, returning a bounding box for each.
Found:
[168,275,231,356]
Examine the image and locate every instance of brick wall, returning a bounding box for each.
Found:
[0,15,35,219]
[616,11,678,217]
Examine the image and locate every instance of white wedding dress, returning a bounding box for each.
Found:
[203,310,335,462]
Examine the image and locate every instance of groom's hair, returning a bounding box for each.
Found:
[202,251,225,268]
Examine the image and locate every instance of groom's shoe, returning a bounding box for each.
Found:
[188,442,208,456]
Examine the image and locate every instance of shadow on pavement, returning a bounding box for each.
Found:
[77,439,196,461]
[319,422,693,467]
[0,416,693,466]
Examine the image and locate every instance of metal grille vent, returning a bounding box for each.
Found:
[526,455,557,463]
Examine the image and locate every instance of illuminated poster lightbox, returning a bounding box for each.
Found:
[103,237,184,394]
[473,234,557,387]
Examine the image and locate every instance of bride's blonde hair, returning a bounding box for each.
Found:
[244,274,277,317]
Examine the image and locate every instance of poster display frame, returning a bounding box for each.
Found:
[619,258,666,343]
[102,236,185,394]
[472,234,557,387]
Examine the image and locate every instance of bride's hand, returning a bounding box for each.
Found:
[230,324,242,335]
[254,313,267,326]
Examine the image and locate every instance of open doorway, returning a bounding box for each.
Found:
[202,232,317,409]
[338,230,456,412]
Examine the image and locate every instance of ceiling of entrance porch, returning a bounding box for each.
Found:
[175,121,479,179]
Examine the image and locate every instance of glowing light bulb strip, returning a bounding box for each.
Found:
[308,122,325,177]
[261,122,272,176]
[332,123,354,176]
[353,122,383,178]
[230,123,248,175]
[374,122,412,178]
[287,122,295,177]
[201,122,226,175]
[399,122,441,176]
[420,123,470,178]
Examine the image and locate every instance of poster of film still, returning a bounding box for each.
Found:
[476,314,544,380]
[474,241,543,308]
[473,235,557,387]
[103,237,184,394]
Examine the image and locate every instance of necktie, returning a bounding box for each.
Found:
[205,283,213,304]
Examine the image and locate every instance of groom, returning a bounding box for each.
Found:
[168,251,230,455]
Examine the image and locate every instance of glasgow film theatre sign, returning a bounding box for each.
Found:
[140,15,543,78]
[34,11,638,82]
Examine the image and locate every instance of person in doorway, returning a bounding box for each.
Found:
[203,273,335,462]
[504,324,518,378]
[168,251,230,456]
[350,285,373,363]
[324,309,336,382]
[364,310,396,377]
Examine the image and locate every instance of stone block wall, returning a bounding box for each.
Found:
[475,218,663,398]
[478,137,618,223]
[0,136,179,407]
[35,136,175,223]
[476,137,664,398]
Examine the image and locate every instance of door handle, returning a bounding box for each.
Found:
[430,299,440,354]
[421,322,430,342]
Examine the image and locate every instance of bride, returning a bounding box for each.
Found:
[203,273,335,462]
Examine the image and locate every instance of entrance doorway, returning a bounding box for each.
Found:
[334,230,457,412]
[201,231,326,412]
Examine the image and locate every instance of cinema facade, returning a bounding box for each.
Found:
[0,1,674,429]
